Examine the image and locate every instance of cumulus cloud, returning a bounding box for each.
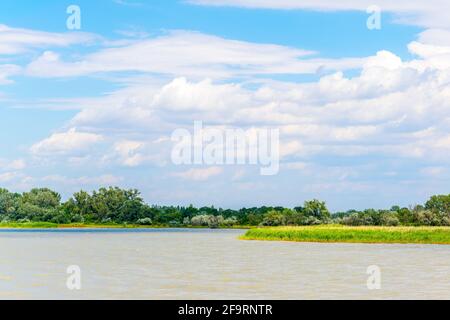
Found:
[152,77,251,112]
[30,128,104,156]
[112,140,146,167]
[52,41,450,171]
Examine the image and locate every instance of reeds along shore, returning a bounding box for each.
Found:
[241,225,450,245]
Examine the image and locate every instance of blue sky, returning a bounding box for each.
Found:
[0,0,449,211]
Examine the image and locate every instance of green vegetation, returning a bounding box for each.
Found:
[0,221,59,228]
[1,187,450,229]
[241,225,450,245]
[0,222,160,229]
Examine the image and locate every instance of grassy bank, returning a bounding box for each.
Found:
[0,222,158,229]
[0,222,253,229]
[241,225,450,245]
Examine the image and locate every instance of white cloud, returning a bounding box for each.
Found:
[0,24,96,55]
[0,64,21,84]
[46,42,450,168]
[417,29,450,46]
[187,0,450,29]
[42,174,123,186]
[0,158,26,171]
[115,27,150,39]
[112,140,147,167]
[0,171,19,183]
[25,30,364,79]
[0,171,33,190]
[30,128,104,156]
[173,166,224,181]
[152,77,251,112]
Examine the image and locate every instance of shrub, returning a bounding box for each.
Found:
[303,216,322,226]
[223,217,238,227]
[380,212,400,226]
[341,213,373,226]
[136,218,153,225]
[261,211,284,226]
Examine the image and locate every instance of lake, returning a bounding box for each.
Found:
[1,228,449,299]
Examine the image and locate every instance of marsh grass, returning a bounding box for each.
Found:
[0,222,59,228]
[0,222,140,229]
[241,225,450,245]
[0,222,253,230]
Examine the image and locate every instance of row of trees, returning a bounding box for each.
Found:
[1,187,449,227]
[335,195,450,226]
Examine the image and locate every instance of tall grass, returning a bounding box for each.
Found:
[0,222,141,229]
[0,221,59,228]
[241,225,450,244]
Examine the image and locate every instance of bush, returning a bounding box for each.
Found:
[413,210,440,226]
[261,211,284,226]
[190,215,224,228]
[191,215,209,226]
[101,217,113,224]
[341,213,373,226]
[169,220,181,227]
[136,218,153,225]
[303,216,322,226]
[223,217,238,227]
[50,214,71,224]
[380,212,400,226]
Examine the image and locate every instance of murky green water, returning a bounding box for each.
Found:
[1,228,449,300]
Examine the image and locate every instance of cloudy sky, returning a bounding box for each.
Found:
[0,0,449,211]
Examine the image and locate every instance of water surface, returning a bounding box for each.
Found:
[1,228,449,299]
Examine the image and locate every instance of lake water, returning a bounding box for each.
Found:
[0,228,449,300]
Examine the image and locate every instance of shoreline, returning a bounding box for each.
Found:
[3,223,450,245]
[0,222,252,230]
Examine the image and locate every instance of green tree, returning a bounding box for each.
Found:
[22,188,61,209]
[0,188,21,219]
[425,195,450,214]
[262,210,284,226]
[17,188,61,222]
[303,199,330,221]
[397,207,413,225]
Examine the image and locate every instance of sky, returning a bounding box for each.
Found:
[0,0,449,211]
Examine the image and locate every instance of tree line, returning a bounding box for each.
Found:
[0,187,449,227]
